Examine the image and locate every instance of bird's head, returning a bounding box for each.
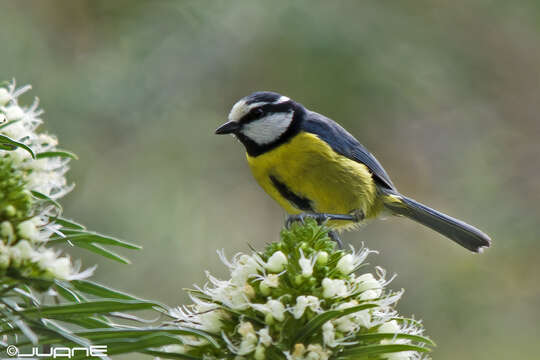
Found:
[215,91,305,156]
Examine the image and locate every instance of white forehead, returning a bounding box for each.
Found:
[228,95,290,122]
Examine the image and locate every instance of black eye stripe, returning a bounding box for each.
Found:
[239,101,293,124]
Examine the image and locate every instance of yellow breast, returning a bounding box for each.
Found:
[246,132,383,228]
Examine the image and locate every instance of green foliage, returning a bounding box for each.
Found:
[166,219,433,360]
[0,80,205,358]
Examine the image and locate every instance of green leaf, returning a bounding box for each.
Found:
[339,343,431,358]
[70,280,138,301]
[355,332,436,346]
[143,350,203,360]
[60,316,112,330]
[68,334,185,360]
[54,281,84,303]
[31,190,62,211]
[55,217,86,230]
[293,303,379,344]
[50,230,141,249]
[20,300,160,319]
[0,119,21,130]
[71,242,131,264]
[36,150,78,160]
[41,319,92,348]
[18,327,218,349]
[0,134,35,158]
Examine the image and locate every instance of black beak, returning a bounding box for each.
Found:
[215,121,240,135]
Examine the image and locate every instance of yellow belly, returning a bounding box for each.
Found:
[246,132,383,229]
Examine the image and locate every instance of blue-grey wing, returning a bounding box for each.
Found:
[302,111,395,190]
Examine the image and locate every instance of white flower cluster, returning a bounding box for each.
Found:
[169,221,432,360]
[0,80,92,281]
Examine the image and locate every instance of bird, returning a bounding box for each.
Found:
[215,91,491,252]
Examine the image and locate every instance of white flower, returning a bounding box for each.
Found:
[381,352,414,360]
[0,242,10,268]
[0,87,10,105]
[170,299,224,334]
[262,273,280,288]
[162,345,189,354]
[337,254,354,274]
[359,289,380,301]
[291,295,321,319]
[322,322,336,347]
[201,271,251,310]
[379,321,414,360]
[252,299,286,322]
[333,300,372,332]
[322,278,348,298]
[355,273,381,292]
[48,257,72,279]
[259,273,280,295]
[230,254,262,285]
[4,105,24,121]
[13,240,35,259]
[17,218,42,242]
[265,251,287,272]
[306,344,330,360]
[298,249,314,277]
[258,327,272,347]
[1,221,14,243]
[378,320,400,333]
[237,321,258,355]
[355,273,383,300]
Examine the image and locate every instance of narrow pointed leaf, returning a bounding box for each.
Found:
[72,242,131,264]
[0,119,21,130]
[340,344,430,358]
[294,303,378,344]
[20,300,159,318]
[50,231,140,249]
[71,280,138,300]
[36,150,78,160]
[31,190,62,211]
[55,217,86,230]
[143,350,203,360]
[69,334,184,360]
[0,134,35,158]
[355,332,436,346]
[16,327,218,349]
[53,281,83,303]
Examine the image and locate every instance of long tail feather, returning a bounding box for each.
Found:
[383,193,491,252]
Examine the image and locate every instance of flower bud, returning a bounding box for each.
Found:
[316,251,328,266]
[265,251,287,272]
[337,253,354,274]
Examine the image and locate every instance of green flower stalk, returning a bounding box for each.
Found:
[167,220,434,360]
[0,79,92,282]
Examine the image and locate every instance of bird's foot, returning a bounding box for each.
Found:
[285,212,361,228]
[328,230,343,249]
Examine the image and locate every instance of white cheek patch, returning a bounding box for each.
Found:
[242,112,294,145]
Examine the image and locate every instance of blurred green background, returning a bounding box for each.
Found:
[2,1,539,358]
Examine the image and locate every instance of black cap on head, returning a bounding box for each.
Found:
[244,91,283,105]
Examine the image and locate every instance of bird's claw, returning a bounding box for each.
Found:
[285,213,329,228]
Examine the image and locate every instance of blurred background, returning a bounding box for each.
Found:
[1,1,539,358]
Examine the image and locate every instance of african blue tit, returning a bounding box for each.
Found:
[215,91,491,253]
